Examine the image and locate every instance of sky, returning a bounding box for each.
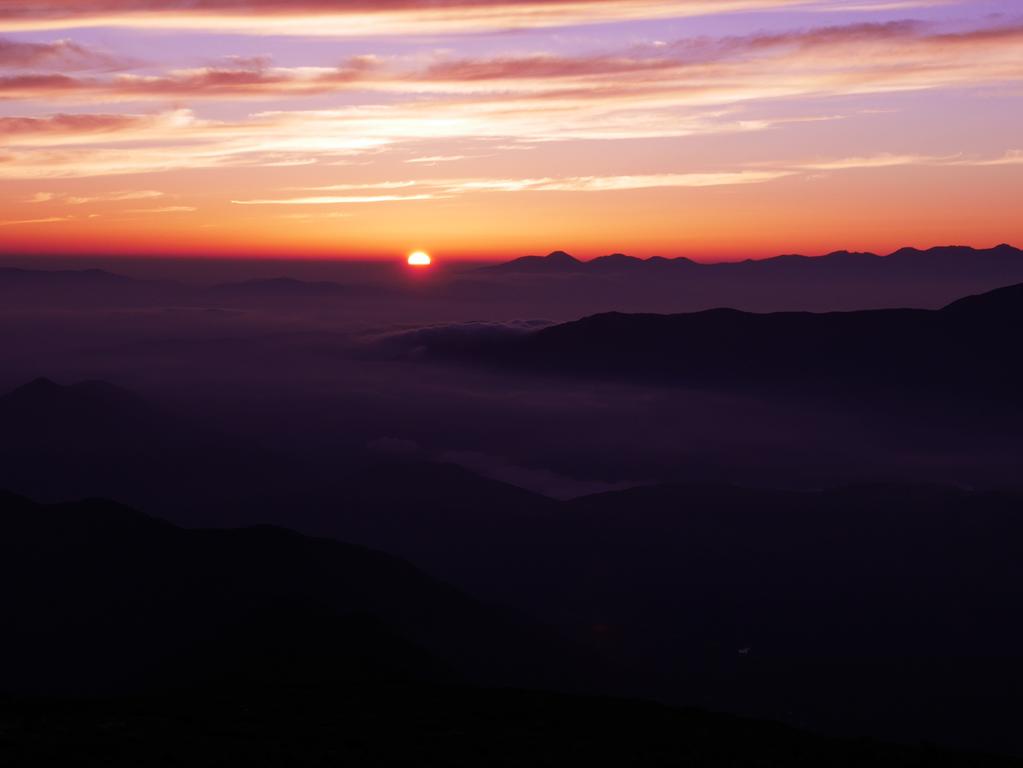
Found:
[0,0,1020,261]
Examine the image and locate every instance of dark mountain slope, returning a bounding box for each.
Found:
[309,480,1023,754]
[0,377,558,531]
[4,482,1023,755]
[555,484,1023,753]
[942,280,1023,320]
[0,492,574,696]
[437,282,1023,396]
[0,378,276,522]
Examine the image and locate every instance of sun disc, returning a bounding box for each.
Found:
[407,251,432,266]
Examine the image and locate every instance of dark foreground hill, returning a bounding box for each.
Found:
[306,477,1023,755]
[3,685,1018,768]
[4,478,1023,756]
[0,492,578,696]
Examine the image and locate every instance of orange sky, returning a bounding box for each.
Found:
[1,0,1021,260]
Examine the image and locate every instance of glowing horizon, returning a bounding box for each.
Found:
[0,0,1020,261]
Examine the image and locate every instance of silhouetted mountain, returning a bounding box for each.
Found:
[2,376,151,430]
[484,244,1023,276]
[0,378,306,526]
[0,266,132,287]
[0,267,389,310]
[0,377,184,483]
[467,244,1023,313]
[484,250,584,273]
[0,492,576,696]
[942,280,1023,320]
[429,282,1023,397]
[588,252,650,271]
[0,377,194,493]
[0,266,182,306]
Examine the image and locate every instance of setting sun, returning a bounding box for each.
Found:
[407,251,432,266]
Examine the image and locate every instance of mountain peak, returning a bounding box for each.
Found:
[1,378,142,414]
[482,250,583,274]
[545,251,578,262]
[15,377,62,396]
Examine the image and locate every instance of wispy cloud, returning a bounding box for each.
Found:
[0,216,72,226]
[126,205,196,213]
[968,149,1023,167]
[6,20,1021,108]
[66,190,165,204]
[277,211,353,220]
[230,150,1022,207]
[792,151,1023,172]
[0,0,943,36]
[444,172,796,192]
[0,58,375,101]
[0,16,1015,189]
[0,37,122,70]
[794,153,960,170]
[232,170,793,205]
[405,154,472,164]
[233,194,438,205]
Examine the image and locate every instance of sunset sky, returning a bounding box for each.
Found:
[0,0,1020,261]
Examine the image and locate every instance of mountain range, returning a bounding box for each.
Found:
[484,244,1023,276]
[463,244,1023,312]
[3,244,1022,315]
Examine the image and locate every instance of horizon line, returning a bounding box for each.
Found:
[0,242,1018,267]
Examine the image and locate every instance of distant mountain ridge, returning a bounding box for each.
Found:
[483,244,1023,274]
[0,266,131,283]
[0,267,377,306]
